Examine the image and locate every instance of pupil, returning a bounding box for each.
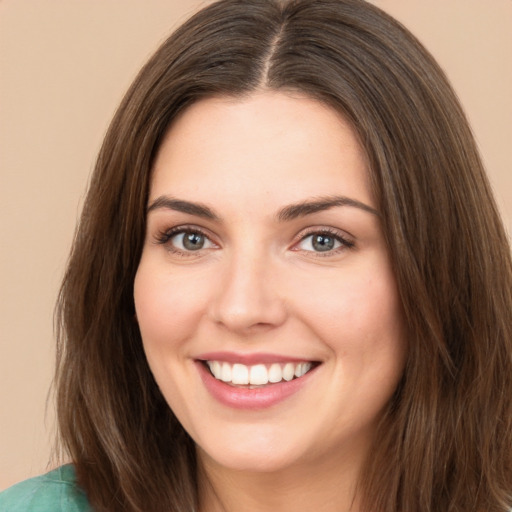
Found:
[183,232,204,250]
[312,234,334,252]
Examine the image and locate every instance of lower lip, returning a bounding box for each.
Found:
[196,361,317,410]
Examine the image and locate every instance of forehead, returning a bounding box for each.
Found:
[150,91,373,210]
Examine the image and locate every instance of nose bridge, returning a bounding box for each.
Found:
[209,242,286,333]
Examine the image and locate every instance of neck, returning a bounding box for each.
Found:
[197,446,365,512]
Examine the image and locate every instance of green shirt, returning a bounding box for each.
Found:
[0,465,91,511]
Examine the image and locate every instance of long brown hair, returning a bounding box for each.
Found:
[54,0,512,510]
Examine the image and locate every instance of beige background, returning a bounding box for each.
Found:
[1,0,510,490]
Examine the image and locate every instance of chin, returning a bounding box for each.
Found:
[203,449,298,474]
[196,429,308,474]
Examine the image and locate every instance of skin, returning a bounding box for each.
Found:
[134,91,407,512]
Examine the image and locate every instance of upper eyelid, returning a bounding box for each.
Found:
[158,224,214,238]
[293,225,355,243]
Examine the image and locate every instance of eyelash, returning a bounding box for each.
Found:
[154,225,355,257]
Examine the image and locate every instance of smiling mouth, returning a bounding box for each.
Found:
[202,360,318,387]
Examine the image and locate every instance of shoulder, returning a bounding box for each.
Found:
[0,465,92,512]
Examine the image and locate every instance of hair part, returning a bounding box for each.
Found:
[54,1,512,510]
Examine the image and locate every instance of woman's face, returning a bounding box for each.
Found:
[134,91,407,475]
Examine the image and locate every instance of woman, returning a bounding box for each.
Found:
[1,0,511,511]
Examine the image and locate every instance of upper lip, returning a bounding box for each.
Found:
[195,351,319,365]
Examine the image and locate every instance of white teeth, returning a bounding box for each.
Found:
[220,362,232,382]
[249,364,268,385]
[282,362,295,381]
[208,360,222,379]
[295,362,312,378]
[231,363,249,385]
[268,363,282,383]
[206,360,314,385]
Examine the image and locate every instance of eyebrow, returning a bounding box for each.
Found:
[276,195,380,221]
[147,196,221,221]
[146,194,379,222]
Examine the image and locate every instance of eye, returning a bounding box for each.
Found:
[155,227,216,253]
[173,231,211,251]
[295,230,354,254]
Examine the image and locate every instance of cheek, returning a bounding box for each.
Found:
[294,265,403,344]
[133,262,212,352]
[292,262,407,392]
[133,263,211,419]
[339,273,406,396]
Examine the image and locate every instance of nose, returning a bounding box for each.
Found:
[208,250,287,335]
